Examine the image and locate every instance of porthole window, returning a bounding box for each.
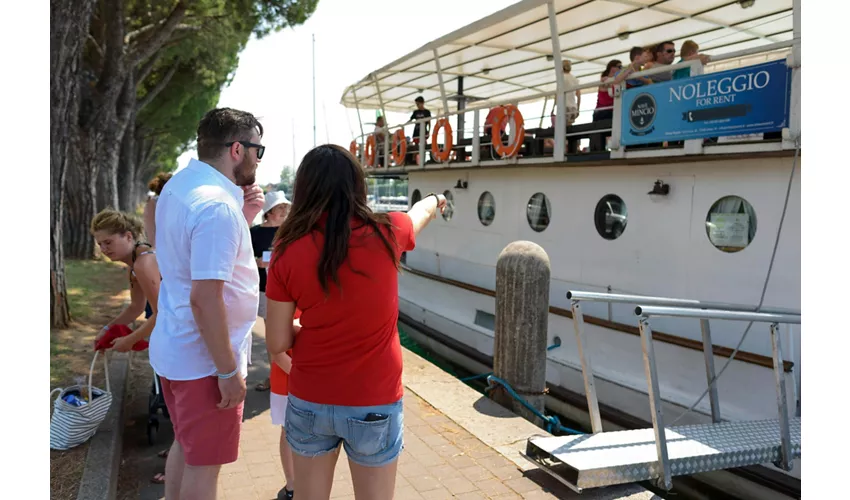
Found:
[526,192,551,232]
[410,189,421,209]
[705,195,757,253]
[594,194,627,240]
[442,190,454,221]
[477,191,495,226]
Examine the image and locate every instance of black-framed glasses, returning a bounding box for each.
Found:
[664,49,676,54]
[225,141,265,159]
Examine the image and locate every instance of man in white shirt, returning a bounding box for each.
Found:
[151,107,265,500]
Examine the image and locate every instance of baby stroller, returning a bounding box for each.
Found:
[147,370,170,445]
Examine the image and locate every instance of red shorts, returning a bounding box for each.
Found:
[160,376,243,466]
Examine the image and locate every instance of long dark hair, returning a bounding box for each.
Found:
[601,59,622,79]
[273,144,398,295]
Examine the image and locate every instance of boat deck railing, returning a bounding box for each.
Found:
[522,290,801,492]
[351,37,799,172]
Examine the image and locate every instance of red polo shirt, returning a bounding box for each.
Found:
[265,212,416,406]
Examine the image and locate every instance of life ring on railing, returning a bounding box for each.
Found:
[391,129,407,166]
[491,104,525,158]
[349,140,358,156]
[364,135,377,167]
[431,118,453,163]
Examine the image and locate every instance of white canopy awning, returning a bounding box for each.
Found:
[341,0,793,113]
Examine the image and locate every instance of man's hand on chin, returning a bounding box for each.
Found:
[242,184,265,223]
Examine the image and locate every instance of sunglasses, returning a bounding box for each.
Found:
[664,49,676,54]
[226,141,265,159]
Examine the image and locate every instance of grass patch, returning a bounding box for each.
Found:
[50,258,138,500]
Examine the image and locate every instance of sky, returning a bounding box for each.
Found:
[176,0,520,185]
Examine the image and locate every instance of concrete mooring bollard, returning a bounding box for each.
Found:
[492,240,550,426]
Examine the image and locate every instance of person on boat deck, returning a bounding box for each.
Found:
[614,46,653,88]
[410,96,431,144]
[561,60,581,126]
[673,40,711,80]
[644,41,676,82]
[592,59,621,123]
[252,190,292,393]
[374,115,388,165]
[264,144,447,500]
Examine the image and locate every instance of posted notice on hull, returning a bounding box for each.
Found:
[620,60,791,146]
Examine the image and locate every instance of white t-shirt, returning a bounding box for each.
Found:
[150,158,259,381]
[563,73,581,109]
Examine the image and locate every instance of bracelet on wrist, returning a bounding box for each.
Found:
[217,367,239,380]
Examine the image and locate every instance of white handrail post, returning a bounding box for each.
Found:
[785,0,801,148]
[372,73,390,168]
[419,116,427,168]
[351,86,366,164]
[472,108,480,165]
[610,83,625,158]
[683,61,705,156]
[433,49,451,164]
[547,1,566,162]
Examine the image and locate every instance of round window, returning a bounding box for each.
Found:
[477,192,495,226]
[705,195,757,253]
[594,194,627,240]
[410,189,421,209]
[526,193,551,232]
[442,190,454,221]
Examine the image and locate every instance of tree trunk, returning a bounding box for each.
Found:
[118,115,136,212]
[51,0,96,327]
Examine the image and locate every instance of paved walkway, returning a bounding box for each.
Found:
[216,388,574,499]
[136,322,651,499]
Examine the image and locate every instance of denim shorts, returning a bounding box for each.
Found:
[284,394,404,467]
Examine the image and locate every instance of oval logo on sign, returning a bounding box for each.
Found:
[629,93,656,131]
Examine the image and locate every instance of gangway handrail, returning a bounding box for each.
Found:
[567,290,800,316]
[631,304,798,490]
[563,289,800,491]
[635,305,801,324]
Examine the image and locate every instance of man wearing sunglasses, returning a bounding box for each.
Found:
[648,41,677,83]
[150,107,266,500]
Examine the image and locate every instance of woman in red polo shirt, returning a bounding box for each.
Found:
[264,144,446,500]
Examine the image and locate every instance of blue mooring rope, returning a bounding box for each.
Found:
[484,375,584,435]
[458,342,583,435]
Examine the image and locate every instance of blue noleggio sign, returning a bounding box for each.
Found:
[620,60,791,145]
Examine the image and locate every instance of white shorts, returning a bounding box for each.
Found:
[271,393,289,426]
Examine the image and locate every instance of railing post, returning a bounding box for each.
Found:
[419,117,427,168]
[638,317,672,491]
[493,241,550,426]
[371,73,390,168]
[699,319,722,423]
[571,300,603,434]
[472,108,480,165]
[610,83,625,158]
[547,1,566,162]
[351,86,366,165]
[770,323,793,471]
[684,62,705,156]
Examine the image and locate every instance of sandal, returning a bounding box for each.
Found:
[157,448,170,459]
[151,472,166,484]
[255,378,271,392]
[277,486,294,499]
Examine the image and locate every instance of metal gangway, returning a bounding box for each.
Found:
[523,291,801,492]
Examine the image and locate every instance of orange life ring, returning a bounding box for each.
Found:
[431,118,453,162]
[491,105,525,158]
[349,140,358,156]
[364,135,377,167]
[391,129,407,166]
